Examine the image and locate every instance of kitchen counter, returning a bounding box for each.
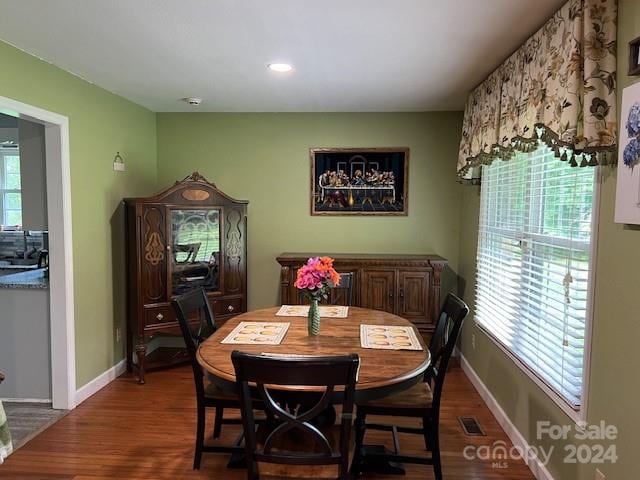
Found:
[0,263,38,270]
[0,268,49,289]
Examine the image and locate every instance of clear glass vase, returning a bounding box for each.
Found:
[308,298,320,336]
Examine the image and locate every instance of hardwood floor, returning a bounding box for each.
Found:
[0,365,534,480]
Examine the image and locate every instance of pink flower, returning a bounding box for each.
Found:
[294,256,341,293]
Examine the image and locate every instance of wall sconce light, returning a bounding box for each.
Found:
[113,151,126,172]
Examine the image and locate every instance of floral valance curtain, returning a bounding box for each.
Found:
[457,0,617,182]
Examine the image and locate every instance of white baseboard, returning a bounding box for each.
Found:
[0,398,51,403]
[460,355,554,480]
[74,359,126,406]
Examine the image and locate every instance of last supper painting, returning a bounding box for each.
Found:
[310,147,409,216]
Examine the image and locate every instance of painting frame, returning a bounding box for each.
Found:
[309,147,409,216]
[615,82,640,225]
[629,35,640,76]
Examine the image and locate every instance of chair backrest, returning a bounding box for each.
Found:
[173,242,201,264]
[298,272,354,307]
[331,272,353,306]
[426,293,469,415]
[171,288,217,398]
[232,351,360,480]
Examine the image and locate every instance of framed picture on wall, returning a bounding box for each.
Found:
[629,35,640,76]
[615,82,640,224]
[310,147,409,216]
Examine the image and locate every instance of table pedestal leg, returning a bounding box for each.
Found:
[311,405,336,427]
[226,452,246,469]
[225,431,248,468]
[354,444,406,476]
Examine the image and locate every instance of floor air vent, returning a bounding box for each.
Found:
[458,416,486,436]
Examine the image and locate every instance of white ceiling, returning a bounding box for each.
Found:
[0,0,566,112]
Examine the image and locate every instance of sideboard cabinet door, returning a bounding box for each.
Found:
[361,270,396,314]
[398,270,431,327]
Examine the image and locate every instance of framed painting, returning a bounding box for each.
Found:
[310,147,409,216]
[615,82,640,224]
[629,35,640,76]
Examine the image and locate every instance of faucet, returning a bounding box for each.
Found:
[22,230,30,257]
[37,249,49,269]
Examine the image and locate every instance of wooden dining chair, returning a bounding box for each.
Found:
[352,293,469,480]
[232,351,360,480]
[298,272,354,306]
[173,242,202,264]
[331,272,354,306]
[172,288,245,469]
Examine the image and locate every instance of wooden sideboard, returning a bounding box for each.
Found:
[276,253,447,332]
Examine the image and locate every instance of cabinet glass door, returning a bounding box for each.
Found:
[169,208,221,296]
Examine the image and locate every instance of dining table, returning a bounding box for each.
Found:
[196,306,431,474]
[197,306,431,403]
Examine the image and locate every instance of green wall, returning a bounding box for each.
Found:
[13,9,638,475]
[457,1,640,478]
[1,40,464,392]
[157,112,464,309]
[0,41,158,388]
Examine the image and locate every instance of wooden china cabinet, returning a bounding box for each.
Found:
[125,172,248,384]
[277,253,447,333]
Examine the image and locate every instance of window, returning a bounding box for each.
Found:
[475,144,596,412]
[0,148,22,227]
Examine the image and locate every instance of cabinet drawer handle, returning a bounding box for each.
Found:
[156,313,164,321]
[227,305,235,313]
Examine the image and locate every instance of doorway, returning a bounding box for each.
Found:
[0,95,75,411]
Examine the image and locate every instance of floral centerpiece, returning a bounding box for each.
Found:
[294,256,341,335]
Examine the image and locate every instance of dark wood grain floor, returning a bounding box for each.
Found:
[0,365,534,479]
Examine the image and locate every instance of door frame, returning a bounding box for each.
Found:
[0,95,76,410]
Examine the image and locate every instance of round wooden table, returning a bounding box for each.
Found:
[197,306,431,401]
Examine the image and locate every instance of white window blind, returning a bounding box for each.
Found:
[476,144,595,408]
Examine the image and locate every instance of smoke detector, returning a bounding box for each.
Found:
[183,97,203,106]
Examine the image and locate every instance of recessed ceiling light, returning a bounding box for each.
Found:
[267,63,293,73]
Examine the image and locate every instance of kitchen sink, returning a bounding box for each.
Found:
[13,259,37,266]
[12,258,37,266]
[0,258,38,268]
